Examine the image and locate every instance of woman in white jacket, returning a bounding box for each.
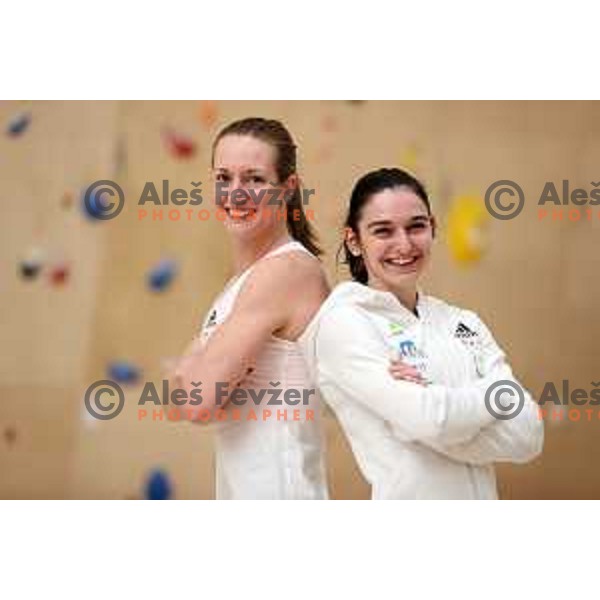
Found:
[300,168,543,499]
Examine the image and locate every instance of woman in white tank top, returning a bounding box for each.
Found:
[171,118,330,499]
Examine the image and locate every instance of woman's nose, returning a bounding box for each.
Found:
[393,230,413,254]
[222,178,250,206]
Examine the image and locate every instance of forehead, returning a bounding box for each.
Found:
[213,134,276,170]
[361,187,429,222]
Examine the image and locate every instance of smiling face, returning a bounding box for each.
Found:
[212,134,295,241]
[345,186,435,298]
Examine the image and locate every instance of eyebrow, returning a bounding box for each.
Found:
[367,215,429,229]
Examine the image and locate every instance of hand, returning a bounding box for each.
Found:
[388,357,426,386]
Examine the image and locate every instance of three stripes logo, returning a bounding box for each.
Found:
[454,322,477,339]
[454,322,479,349]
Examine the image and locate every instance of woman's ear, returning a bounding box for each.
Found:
[344,227,361,256]
[430,215,437,239]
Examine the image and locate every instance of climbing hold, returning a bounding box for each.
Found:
[108,360,141,384]
[162,127,197,160]
[19,247,44,281]
[147,258,177,292]
[81,185,112,220]
[6,111,31,137]
[49,262,70,286]
[447,194,489,266]
[198,100,218,130]
[145,468,173,500]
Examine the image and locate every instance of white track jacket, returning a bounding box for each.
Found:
[300,282,543,499]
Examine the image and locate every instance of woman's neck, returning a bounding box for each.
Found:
[371,281,419,316]
[231,231,293,274]
[393,288,418,315]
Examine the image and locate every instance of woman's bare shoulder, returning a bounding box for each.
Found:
[244,249,330,299]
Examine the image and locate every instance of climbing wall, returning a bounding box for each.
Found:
[2,101,600,499]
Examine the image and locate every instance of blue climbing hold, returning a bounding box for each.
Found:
[6,111,31,137]
[108,360,141,384]
[81,186,108,220]
[145,468,173,500]
[147,259,177,292]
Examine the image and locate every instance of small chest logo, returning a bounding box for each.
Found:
[196,309,218,341]
[397,339,417,358]
[206,309,218,327]
[454,322,477,339]
[388,322,405,335]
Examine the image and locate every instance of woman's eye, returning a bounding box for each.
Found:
[249,176,265,184]
[408,223,427,231]
[373,228,391,236]
[215,173,230,183]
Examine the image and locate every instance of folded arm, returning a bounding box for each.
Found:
[417,312,543,465]
[314,307,501,447]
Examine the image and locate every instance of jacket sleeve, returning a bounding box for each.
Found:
[420,312,544,466]
[313,306,503,447]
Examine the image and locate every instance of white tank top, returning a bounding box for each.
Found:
[198,240,329,499]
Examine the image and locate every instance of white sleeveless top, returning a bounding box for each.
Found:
[198,240,329,500]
